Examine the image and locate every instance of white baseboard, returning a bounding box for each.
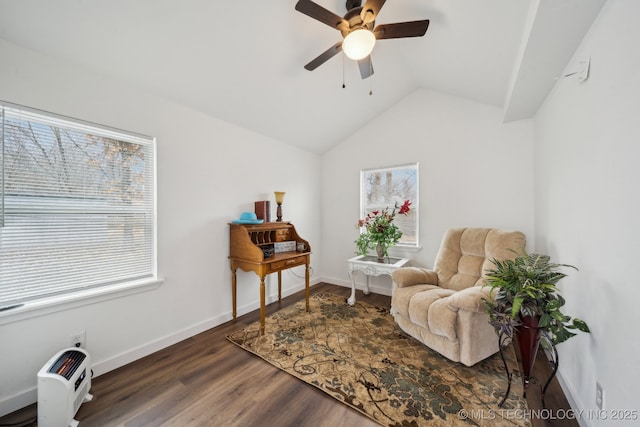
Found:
[320,275,350,287]
[0,389,37,419]
[555,367,592,427]
[0,277,321,417]
[92,277,322,377]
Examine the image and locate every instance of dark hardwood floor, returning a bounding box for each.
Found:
[0,283,577,427]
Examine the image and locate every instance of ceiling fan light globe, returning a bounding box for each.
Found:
[342,29,376,60]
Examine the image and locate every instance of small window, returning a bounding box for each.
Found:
[360,163,419,247]
[0,103,157,308]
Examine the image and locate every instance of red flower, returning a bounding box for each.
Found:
[398,200,411,215]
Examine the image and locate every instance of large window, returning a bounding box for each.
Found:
[360,163,418,247]
[0,103,157,309]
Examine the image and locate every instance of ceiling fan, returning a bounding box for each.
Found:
[295,0,430,79]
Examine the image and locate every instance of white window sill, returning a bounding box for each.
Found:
[0,277,164,326]
[387,245,423,256]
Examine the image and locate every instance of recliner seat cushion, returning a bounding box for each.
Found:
[407,288,455,333]
[392,284,439,320]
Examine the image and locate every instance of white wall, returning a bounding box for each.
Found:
[320,88,535,293]
[533,0,640,424]
[0,39,322,415]
[4,1,637,420]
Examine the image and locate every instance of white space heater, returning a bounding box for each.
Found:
[37,347,93,427]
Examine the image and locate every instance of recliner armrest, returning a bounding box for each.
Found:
[446,286,494,313]
[392,267,439,288]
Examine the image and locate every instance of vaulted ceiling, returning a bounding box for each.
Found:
[0,0,606,153]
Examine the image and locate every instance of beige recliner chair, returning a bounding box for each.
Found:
[391,228,525,366]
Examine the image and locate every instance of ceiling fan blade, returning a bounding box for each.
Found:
[304,42,343,71]
[360,0,386,25]
[295,0,348,32]
[373,20,430,39]
[357,55,374,79]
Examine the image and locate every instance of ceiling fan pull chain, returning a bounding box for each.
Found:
[369,58,373,95]
[342,53,346,88]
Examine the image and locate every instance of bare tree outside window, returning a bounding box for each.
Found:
[360,163,418,247]
[0,105,155,306]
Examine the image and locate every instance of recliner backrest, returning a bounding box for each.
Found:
[434,228,526,291]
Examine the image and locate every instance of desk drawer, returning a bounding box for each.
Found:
[270,256,306,271]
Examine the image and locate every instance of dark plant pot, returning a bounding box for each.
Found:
[515,315,541,385]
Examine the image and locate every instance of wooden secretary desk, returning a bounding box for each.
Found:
[229,222,311,335]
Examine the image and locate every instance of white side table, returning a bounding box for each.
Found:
[346,255,410,305]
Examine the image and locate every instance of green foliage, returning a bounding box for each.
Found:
[355,200,411,257]
[483,250,590,345]
[354,218,403,256]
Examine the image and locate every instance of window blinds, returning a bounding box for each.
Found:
[0,104,156,307]
[360,163,418,246]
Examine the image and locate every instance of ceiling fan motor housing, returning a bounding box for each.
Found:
[342,6,374,37]
[346,0,362,11]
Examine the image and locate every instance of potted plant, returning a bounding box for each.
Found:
[483,250,590,383]
[355,200,411,261]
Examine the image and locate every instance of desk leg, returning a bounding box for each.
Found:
[277,271,282,302]
[231,268,237,321]
[347,269,356,306]
[305,262,310,312]
[259,274,266,336]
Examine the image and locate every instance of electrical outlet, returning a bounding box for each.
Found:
[70,331,86,348]
[596,382,605,410]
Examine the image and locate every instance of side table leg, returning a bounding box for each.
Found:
[277,271,282,302]
[347,269,356,306]
[259,275,266,336]
[305,262,310,312]
[231,268,237,321]
[541,331,559,410]
[497,331,513,407]
[390,278,397,315]
[363,275,370,295]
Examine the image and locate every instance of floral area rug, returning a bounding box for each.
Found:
[226,293,530,427]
